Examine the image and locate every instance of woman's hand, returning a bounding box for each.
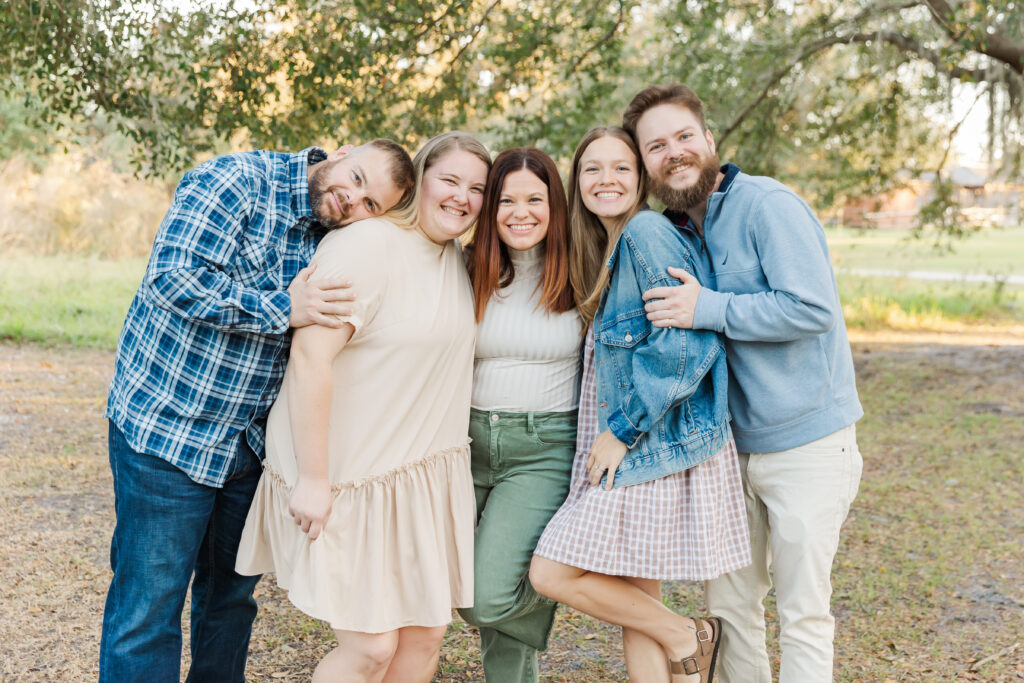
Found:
[587,430,628,490]
[288,476,333,540]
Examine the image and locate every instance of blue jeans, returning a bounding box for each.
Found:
[100,421,263,683]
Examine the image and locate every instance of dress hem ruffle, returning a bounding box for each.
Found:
[236,441,476,633]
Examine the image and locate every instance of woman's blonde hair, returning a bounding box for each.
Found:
[390,131,492,229]
[568,126,649,325]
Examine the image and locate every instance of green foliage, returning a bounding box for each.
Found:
[3,0,1023,232]
[624,1,1023,212]
[1,0,640,171]
[0,77,53,168]
[838,274,1023,329]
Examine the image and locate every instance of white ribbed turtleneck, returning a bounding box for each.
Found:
[471,243,583,412]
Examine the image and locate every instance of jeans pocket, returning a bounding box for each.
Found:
[532,425,577,447]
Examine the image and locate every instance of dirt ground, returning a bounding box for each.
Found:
[1,338,1022,682]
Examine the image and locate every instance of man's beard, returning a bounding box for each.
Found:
[308,161,350,230]
[650,152,720,212]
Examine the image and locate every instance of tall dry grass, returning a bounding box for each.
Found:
[0,153,173,258]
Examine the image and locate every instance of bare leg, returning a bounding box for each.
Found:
[381,625,447,683]
[622,577,671,683]
[529,556,701,683]
[312,629,399,683]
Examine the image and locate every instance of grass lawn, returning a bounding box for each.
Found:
[2,342,1021,681]
[0,256,146,349]
[826,225,1024,277]
[1,245,1022,680]
[4,243,1022,351]
[840,275,1022,330]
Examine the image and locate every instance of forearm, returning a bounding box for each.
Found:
[144,169,291,335]
[145,264,290,335]
[693,287,835,342]
[287,351,333,482]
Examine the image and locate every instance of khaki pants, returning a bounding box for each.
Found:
[705,425,862,683]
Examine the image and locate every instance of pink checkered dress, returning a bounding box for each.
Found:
[533,327,751,580]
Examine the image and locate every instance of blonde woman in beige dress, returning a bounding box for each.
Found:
[236,132,491,683]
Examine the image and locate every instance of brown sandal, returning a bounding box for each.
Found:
[668,616,721,682]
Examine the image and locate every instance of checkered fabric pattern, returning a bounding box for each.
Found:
[534,327,752,580]
[105,148,328,487]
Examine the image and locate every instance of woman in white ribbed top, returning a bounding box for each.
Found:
[471,240,581,412]
[458,148,582,682]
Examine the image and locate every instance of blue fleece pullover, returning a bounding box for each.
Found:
[670,163,862,453]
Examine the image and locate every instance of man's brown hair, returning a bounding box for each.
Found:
[622,84,708,137]
[366,138,416,208]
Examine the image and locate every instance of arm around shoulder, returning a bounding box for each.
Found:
[302,218,392,336]
[705,190,837,341]
[605,225,724,444]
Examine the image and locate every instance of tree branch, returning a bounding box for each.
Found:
[936,83,985,171]
[442,0,502,70]
[719,28,990,147]
[567,0,627,75]
[923,0,1024,74]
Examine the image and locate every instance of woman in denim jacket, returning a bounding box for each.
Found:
[531,127,750,683]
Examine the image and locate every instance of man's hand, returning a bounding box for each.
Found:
[587,430,628,491]
[642,266,701,329]
[288,262,355,329]
[288,475,333,540]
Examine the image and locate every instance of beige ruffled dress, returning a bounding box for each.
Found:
[235,218,477,634]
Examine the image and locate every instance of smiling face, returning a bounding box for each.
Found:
[496,169,550,251]
[416,149,489,245]
[309,145,406,229]
[634,102,720,211]
[577,135,641,226]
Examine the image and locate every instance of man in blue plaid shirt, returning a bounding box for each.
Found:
[100,140,415,683]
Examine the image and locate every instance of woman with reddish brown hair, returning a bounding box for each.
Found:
[458,147,582,682]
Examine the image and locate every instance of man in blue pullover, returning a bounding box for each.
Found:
[623,84,863,682]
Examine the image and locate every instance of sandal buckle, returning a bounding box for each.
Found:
[683,657,700,675]
[669,657,700,675]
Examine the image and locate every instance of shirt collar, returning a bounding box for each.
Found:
[290,147,328,219]
[662,163,740,229]
[716,163,740,196]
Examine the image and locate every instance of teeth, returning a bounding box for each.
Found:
[441,206,466,216]
[506,224,534,232]
[595,192,621,199]
[668,162,692,174]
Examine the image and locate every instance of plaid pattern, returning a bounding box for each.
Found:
[106,148,328,487]
[534,327,751,580]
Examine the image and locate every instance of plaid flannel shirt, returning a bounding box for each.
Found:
[106,148,328,487]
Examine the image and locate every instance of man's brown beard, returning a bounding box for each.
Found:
[650,152,720,212]
[308,160,351,230]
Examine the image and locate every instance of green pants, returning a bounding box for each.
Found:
[458,408,577,683]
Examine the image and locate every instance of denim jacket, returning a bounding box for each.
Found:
[595,210,731,488]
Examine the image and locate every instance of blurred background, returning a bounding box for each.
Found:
[2,0,1023,345]
[1,2,1022,681]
